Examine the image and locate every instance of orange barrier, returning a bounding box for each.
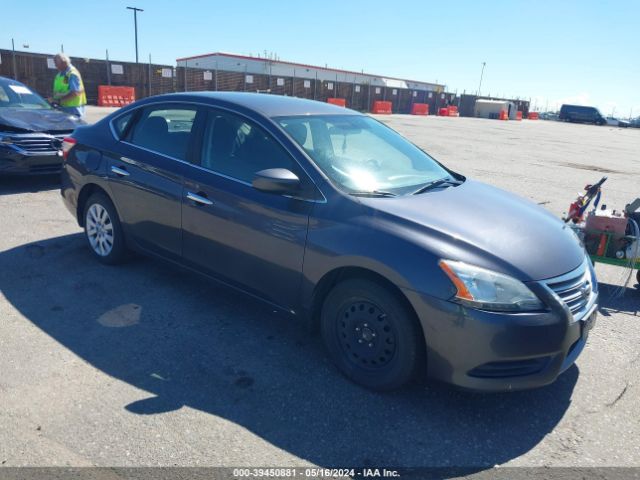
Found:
[371,101,392,114]
[98,85,136,107]
[327,97,346,107]
[499,110,508,120]
[411,103,429,115]
[516,111,523,121]
[447,105,459,117]
[438,107,449,116]
[527,112,539,120]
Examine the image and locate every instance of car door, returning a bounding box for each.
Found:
[181,107,317,310]
[106,104,201,261]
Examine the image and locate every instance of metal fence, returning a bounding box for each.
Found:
[0,48,529,115]
[0,49,176,104]
[176,64,462,114]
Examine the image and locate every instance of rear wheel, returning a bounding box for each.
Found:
[83,192,127,265]
[321,278,424,391]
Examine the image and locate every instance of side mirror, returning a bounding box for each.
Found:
[252,168,300,194]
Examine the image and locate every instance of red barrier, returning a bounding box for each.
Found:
[411,103,429,115]
[516,111,523,121]
[98,85,136,107]
[527,112,539,120]
[371,101,392,114]
[499,110,508,120]
[327,97,346,107]
[438,107,449,116]
[447,106,459,117]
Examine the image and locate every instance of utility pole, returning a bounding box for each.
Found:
[10,38,18,79]
[106,49,111,85]
[477,61,486,97]
[126,6,143,63]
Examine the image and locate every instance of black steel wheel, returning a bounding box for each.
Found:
[321,278,424,391]
[337,300,397,369]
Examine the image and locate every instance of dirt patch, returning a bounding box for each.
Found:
[556,161,622,174]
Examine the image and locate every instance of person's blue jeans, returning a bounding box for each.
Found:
[60,105,86,118]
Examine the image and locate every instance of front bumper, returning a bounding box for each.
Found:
[404,261,598,392]
[0,146,63,175]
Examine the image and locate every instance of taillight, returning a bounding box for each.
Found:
[61,137,77,160]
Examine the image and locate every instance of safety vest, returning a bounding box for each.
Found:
[53,66,87,107]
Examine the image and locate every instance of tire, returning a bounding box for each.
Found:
[636,269,640,286]
[321,278,424,391]
[83,192,128,265]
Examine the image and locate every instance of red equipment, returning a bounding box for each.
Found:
[564,176,607,223]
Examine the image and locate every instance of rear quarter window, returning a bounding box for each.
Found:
[0,86,10,103]
[112,112,134,139]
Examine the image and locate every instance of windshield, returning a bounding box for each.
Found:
[277,114,455,195]
[0,83,51,110]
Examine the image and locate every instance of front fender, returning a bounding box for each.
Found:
[300,199,458,312]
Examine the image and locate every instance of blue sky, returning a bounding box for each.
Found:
[5,0,639,116]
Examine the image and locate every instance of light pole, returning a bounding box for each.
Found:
[477,62,486,97]
[126,6,143,63]
[11,38,17,79]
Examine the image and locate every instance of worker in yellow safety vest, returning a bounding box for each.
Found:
[51,53,86,118]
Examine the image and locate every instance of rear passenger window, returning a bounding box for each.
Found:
[128,106,198,161]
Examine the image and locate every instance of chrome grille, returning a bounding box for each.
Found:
[542,258,594,321]
[7,133,69,153]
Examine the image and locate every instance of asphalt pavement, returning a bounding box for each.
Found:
[0,108,638,472]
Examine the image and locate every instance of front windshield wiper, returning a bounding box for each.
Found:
[411,177,461,195]
[349,190,398,197]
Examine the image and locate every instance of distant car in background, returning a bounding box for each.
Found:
[559,104,606,125]
[0,76,85,175]
[539,112,559,121]
[604,116,630,128]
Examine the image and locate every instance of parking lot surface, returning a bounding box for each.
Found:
[1,108,639,470]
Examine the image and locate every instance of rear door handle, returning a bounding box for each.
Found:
[111,166,130,177]
[186,191,214,206]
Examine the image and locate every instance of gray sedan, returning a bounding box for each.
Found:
[60,92,598,391]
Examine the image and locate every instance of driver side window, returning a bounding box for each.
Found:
[199,109,297,184]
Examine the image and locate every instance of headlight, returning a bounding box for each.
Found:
[439,260,545,312]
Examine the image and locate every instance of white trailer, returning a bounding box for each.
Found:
[474,99,518,119]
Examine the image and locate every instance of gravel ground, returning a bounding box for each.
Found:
[0,107,638,472]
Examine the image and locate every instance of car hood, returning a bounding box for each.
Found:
[359,179,584,281]
[0,107,84,133]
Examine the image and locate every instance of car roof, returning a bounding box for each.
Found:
[142,91,360,118]
[0,76,26,87]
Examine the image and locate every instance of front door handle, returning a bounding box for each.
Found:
[111,165,130,177]
[186,191,214,206]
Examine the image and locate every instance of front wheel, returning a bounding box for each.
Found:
[83,192,128,265]
[321,278,424,391]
